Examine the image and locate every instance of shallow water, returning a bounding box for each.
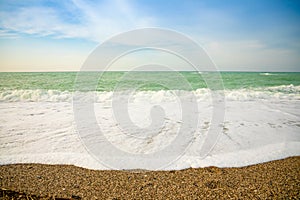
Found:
[0,72,299,170]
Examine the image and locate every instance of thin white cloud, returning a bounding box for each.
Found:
[0,0,156,42]
[0,6,89,38]
[0,29,19,39]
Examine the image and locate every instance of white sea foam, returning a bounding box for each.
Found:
[0,88,299,170]
[0,85,299,103]
[259,72,280,76]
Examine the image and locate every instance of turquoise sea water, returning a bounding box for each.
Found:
[0,72,299,91]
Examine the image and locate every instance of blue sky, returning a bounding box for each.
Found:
[0,0,299,71]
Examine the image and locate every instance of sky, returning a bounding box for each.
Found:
[0,0,299,72]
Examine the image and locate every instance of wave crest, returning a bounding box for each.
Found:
[0,85,299,102]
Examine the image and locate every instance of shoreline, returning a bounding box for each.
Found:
[1,156,299,199]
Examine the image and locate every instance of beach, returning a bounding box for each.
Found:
[1,0,300,199]
[1,156,299,199]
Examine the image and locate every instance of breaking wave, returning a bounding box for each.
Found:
[0,85,299,102]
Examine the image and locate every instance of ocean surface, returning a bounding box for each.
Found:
[0,71,299,170]
[0,71,300,91]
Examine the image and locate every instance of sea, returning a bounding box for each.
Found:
[0,71,300,92]
[0,71,299,170]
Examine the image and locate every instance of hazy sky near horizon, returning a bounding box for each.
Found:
[0,0,299,72]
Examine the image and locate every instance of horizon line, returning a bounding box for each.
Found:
[0,70,300,73]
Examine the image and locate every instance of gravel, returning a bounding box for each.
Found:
[0,156,299,199]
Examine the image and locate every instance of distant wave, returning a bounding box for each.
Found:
[259,72,279,76]
[0,85,299,102]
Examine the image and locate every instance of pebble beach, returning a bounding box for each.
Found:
[1,156,299,199]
